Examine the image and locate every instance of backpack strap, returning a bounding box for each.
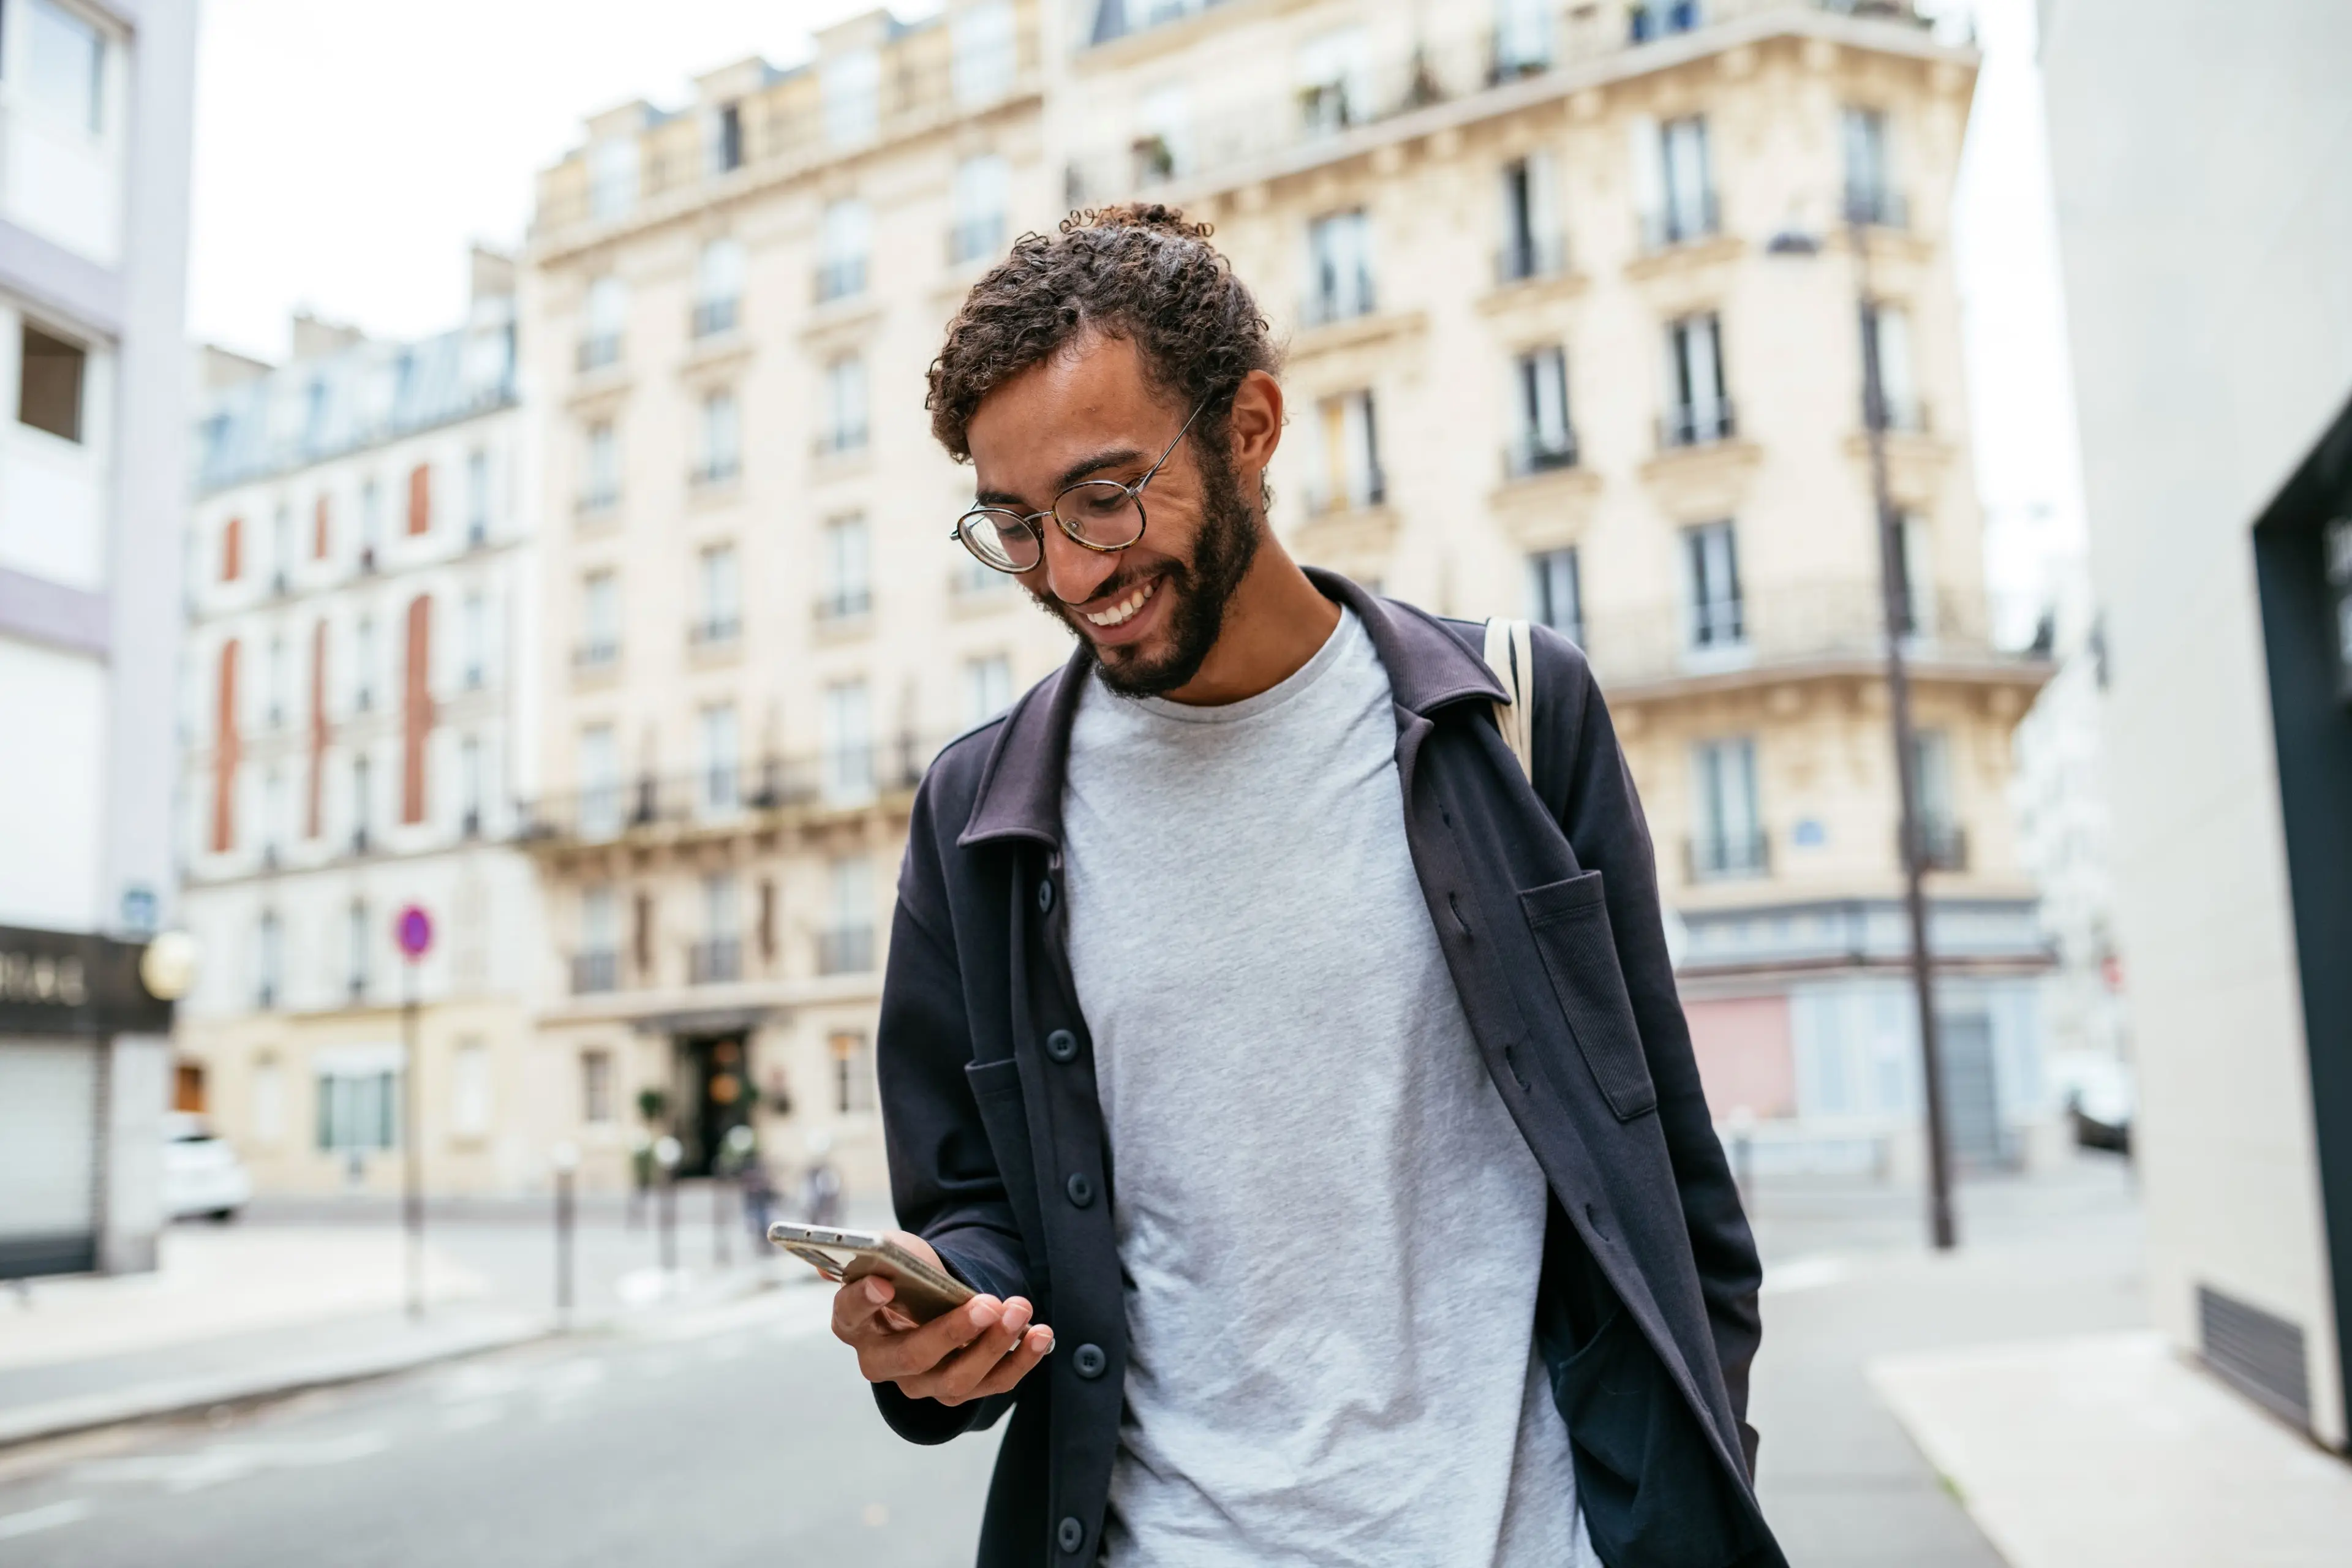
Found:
[1482,617,1535,783]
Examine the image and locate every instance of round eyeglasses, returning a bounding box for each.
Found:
[951,401,1208,574]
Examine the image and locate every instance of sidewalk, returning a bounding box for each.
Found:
[1875,1332,2352,1568]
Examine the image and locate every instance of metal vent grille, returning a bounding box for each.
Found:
[2198,1283,2311,1429]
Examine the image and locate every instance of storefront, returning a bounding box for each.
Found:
[0,925,175,1280]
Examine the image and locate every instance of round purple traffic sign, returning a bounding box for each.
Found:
[395,905,433,960]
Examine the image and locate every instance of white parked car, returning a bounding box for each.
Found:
[162,1112,252,1222]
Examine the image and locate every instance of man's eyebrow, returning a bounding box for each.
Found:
[973,446,1147,510]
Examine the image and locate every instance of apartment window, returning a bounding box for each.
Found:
[1842,107,1901,226]
[1305,209,1374,325]
[459,734,483,834]
[1528,547,1583,646]
[253,1055,285,1145]
[952,0,1018,107]
[1909,729,1961,869]
[695,238,744,336]
[262,769,286,865]
[465,450,489,543]
[580,571,620,667]
[461,592,486,688]
[578,886,619,994]
[1493,0,1554,75]
[821,514,872,619]
[1297,28,1369,137]
[1662,312,1732,446]
[824,355,869,454]
[697,544,741,644]
[1509,345,1576,475]
[350,752,372,851]
[1306,390,1382,514]
[266,635,287,727]
[317,1065,398,1152]
[255,910,282,1009]
[1861,303,1921,432]
[1132,83,1189,186]
[451,1038,491,1140]
[698,389,741,484]
[579,724,620,840]
[360,478,383,561]
[822,856,876,976]
[18,324,85,442]
[699,704,741,813]
[964,655,1013,726]
[823,48,881,150]
[25,0,104,134]
[950,154,1009,265]
[1629,1,1704,43]
[581,276,626,371]
[832,1030,876,1114]
[824,680,873,804]
[1890,511,1936,636]
[695,872,741,984]
[354,616,376,711]
[1498,154,1563,284]
[581,1049,615,1122]
[710,100,745,175]
[581,420,619,513]
[1691,737,1765,880]
[1637,115,1717,250]
[589,136,638,222]
[346,897,371,998]
[817,199,869,301]
[1684,521,1744,650]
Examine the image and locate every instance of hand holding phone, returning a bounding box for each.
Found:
[809,1226,1056,1407]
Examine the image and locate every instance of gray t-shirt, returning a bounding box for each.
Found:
[1062,607,1597,1566]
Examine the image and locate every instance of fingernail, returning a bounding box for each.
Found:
[1038,1330,1055,1352]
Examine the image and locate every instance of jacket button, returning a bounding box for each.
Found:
[1072,1343,1106,1379]
[1065,1172,1094,1207]
[1036,880,1055,914]
[1046,1028,1078,1063]
[1057,1516,1085,1553]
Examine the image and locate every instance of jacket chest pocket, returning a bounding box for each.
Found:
[1520,871,1659,1121]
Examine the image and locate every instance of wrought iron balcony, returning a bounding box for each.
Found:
[1505,430,1580,479]
[1659,398,1739,449]
[690,938,743,986]
[517,738,946,848]
[1687,829,1772,881]
[571,950,619,994]
[692,298,739,338]
[818,926,876,977]
[1494,233,1569,287]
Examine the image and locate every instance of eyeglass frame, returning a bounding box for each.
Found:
[949,398,1210,573]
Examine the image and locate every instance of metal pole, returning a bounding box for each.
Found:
[1853,208,1957,1251]
[712,1172,731,1268]
[658,1165,677,1275]
[402,960,426,1316]
[555,1166,575,1325]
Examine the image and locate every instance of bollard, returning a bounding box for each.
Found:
[654,1135,682,1278]
[551,1141,579,1326]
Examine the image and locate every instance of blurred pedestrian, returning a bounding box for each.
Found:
[799,1133,842,1228]
[825,206,1783,1568]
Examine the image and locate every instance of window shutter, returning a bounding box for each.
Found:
[402,595,432,824]
[222,516,243,582]
[1525,148,1561,254]
[1627,116,1663,238]
[213,639,241,852]
[307,620,328,839]
[407,464,431,536]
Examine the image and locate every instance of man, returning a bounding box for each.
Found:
[829,205,1785,1568]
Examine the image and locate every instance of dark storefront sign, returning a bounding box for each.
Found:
[0,924,175,1038]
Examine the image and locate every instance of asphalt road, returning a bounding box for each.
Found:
[0,1282,1001,1567]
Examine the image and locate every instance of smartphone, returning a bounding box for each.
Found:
[766,1222,976,1324]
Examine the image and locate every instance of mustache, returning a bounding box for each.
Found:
[1048,560,1182,608]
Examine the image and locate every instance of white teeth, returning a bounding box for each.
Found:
[1085,579,1155,628]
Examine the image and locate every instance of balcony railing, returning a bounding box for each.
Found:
[575,491,620,522]
[1865,394,1932,435]
[518,738,946,846]
[576,335,620,374]
[1904,818,1969,872]
[573,639,620,673]
[949,217,1006,266]
[1687,829,1771,881]
[1659,399,1738,449]
[1300,282,1378,329]
[692,298,739,337]
[1063,6,1936,206]
[1642,193,1722,253]
[814,260,867,303]
[818,925,876,977]
[690,616,742,648]
[1495,233,1569,287]
[1629,1,1706,43]
[1843,186,1910,229]
[1305,469,1387,517]
[692,456,741,488]
[571,950,618,994]
[690,938,742,985]
[1506,430,1580,479]
[1572,582,2043,693]
[816,589,873,622]
[813,426,870,459]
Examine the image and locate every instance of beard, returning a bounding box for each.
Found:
[1038,440,1262,699]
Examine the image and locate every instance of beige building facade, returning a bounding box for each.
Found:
[516,0,2051,1199]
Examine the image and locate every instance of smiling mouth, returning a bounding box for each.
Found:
[1083,578,1157,628]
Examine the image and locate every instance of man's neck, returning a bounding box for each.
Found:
[1161,534,1342,706]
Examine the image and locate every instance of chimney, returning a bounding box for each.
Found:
[290,311,366,362]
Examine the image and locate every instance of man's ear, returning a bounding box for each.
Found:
[1225,369,1283,480]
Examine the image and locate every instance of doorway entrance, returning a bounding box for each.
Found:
[676,1033,752,1177]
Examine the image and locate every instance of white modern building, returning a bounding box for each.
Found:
[0,0,199,1279]
[2043,0,2352,1452]
[175,251,549,1197]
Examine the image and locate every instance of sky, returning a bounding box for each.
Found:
[187,0,2087,624]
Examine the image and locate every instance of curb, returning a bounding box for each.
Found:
[0,1316,551,1451]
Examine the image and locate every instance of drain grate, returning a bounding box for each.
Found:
[2198,1283,2311,1430]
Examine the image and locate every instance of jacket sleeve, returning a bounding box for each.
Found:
[869,774,1034,1445]
[1531,625,1765,1477]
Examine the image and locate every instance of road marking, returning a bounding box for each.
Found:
[0,1499,92,1539]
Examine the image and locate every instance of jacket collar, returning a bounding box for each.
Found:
[959,567,1506,849]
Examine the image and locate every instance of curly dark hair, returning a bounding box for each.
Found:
[925,203,1280,464]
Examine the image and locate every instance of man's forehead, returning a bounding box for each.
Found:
[968,336,1169,490]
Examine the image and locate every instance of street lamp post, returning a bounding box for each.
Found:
[394,905,435,1316]
[1848,208,1959,1251]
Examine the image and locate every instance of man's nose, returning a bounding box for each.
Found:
[1038,522,1120,607]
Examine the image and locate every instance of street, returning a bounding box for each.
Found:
[0,1155,2149,1566]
